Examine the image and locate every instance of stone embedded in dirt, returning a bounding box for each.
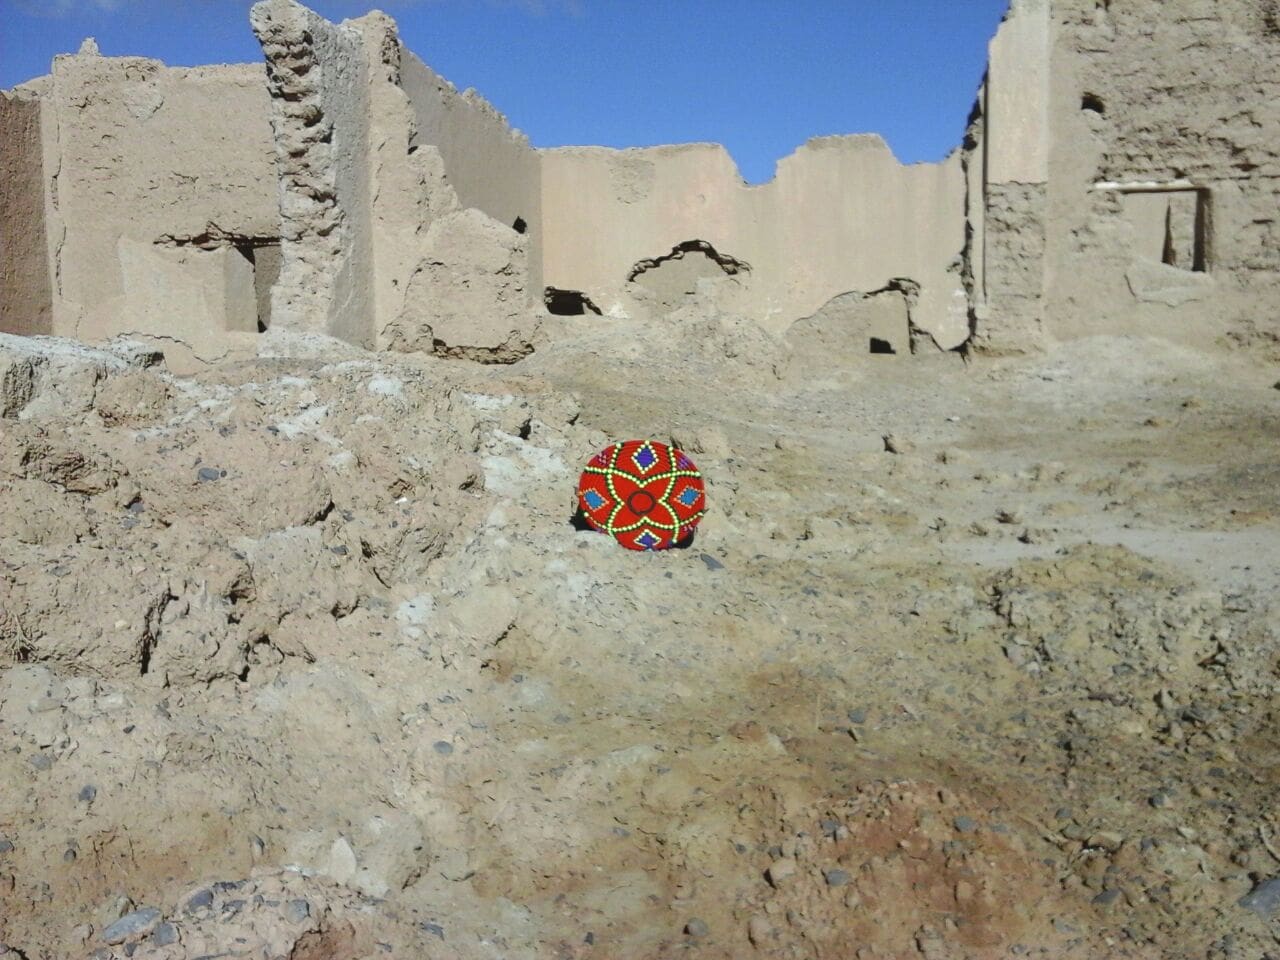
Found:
[101,906,161,944]
[765,858,797,887]
[684,918,709,938]
[196,466,222,482]
[699,553,724,571]
[1239,877,1280,918]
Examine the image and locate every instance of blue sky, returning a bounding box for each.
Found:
[1,0,1009,184]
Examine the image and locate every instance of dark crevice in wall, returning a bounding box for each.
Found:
[155,223,279,250]
[544,287,602,316]
[869,337,896,354]
[512,216,527,234]
[626,240,751,282]
[1081,92,1106,114]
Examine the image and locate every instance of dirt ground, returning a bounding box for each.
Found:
[1,311,1279,959]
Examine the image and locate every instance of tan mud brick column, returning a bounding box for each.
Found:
[251,0,376,346]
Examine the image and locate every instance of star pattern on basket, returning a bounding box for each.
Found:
[576,440,706,550]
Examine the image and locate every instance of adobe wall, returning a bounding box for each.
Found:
[541,137,970,349]
[250,0,542,357]
[969,0,1280,354]
[44,48,277,353]
[251,0,376,346]
[399,53,542,293]
[0,44,278,367]
[0,90,53,336]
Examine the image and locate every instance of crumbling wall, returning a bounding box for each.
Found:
[969,0,1280,354]
[541,136,969,350]
[963,0,1052,353]
[1044,0,1280,353]
[399,53,542,294]
[251,0,376,346]
[251,0,541,357]
[34,46,277,358]
[0,90,53,336]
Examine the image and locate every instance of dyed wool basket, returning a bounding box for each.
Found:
[576,440,706,551]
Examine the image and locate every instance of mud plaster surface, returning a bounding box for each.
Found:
[1,318,1279,959]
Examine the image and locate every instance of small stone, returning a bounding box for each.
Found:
[846,708,867,725]
[329,836,358,883]
[432,740,454,755]
[953,816,977,833]
[29,753,53,771]
[421,921,445,940]
[102,907,161,944]
[765,858,796,887]
[150,923,177,947]
[78,785,97,803]
[824,868,850,887]
[995,507,1023,525]
[747,915,773,946]
[285,899,310,923]
[819,818,840,838]
[183,888,214,914]
[223,899,246,914]
[0,840,13,854]
[197,467,221,483]
[685,918,710,938]
[1239,877,1280,918]
[1087,831,1125,852]
[699,553,724,571]
[1092,888,1122,907]
[127,500,146,514]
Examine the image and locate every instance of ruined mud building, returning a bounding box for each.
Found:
[2,0,1277,367]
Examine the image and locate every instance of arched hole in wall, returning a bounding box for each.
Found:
[512,216,527,235]
[626,240,751,312]
[544,287,602,316]
[1081,92,1105,115]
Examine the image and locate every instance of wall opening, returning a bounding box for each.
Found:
[1081,92,1105,115]
[512,216,527,235]
[869,337,896,354]
[235,241,282,330]
[544,287,602,316]
[1100,182,1212,273]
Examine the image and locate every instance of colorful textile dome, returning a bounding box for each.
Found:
[576,440,706,551]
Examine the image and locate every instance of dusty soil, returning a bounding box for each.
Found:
[1,313,1279,959]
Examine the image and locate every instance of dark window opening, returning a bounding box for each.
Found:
[869,337,896,354]
[1081,92,1105,115]
[544,287,602,316]
[512,216,527,235]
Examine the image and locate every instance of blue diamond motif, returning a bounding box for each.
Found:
[636,530,659,549]
[583,489,606,510]
[632,444,657,472]
[677,487,701,508]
